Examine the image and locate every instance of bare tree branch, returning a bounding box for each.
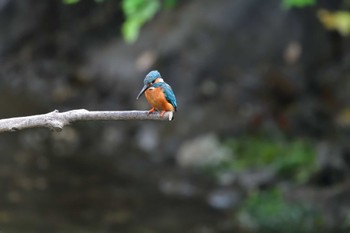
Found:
[0,109,174,133]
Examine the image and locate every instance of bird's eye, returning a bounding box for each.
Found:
[151,80,155,84]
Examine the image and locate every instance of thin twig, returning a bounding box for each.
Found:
[0,109,174,133]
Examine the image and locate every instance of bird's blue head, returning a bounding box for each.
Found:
[143,70,162,85]
[137,70,164,99]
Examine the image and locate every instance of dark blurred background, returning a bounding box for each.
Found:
[0,0,350,232]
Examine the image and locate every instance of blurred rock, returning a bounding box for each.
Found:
[217,172,237,186]
[176,134,231,168]
[159,179,197,197]
[284,41,302,65]
[207,188,242,210]
[237,169,276,192]
[136,124,160,152]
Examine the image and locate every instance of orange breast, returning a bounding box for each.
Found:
[145,87,175,111]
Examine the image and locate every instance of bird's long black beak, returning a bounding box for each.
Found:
[136,85,148,100]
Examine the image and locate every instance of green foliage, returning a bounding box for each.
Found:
[122,0,177,43]
[222,137,316,183]
[62,0,177,43]
[318,9,350,36]
[63,0,81,4]
[238,189,323,233]
[163,0,177,9]
[122,0,160,43]
[62,0,104,4]
[282,0,350,37]
[282,0,316,8]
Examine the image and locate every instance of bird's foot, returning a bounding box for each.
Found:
[147,108,156,115]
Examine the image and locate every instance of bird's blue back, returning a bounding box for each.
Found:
[152,82,177,111]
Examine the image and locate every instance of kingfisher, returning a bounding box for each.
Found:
[136,70,177,119]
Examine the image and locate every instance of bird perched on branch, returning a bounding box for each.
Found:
[136,70,177,120]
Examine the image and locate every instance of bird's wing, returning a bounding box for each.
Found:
[159,82,177,111]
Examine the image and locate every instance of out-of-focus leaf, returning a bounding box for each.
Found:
[164,0,177,9]
[238,189,323,232]
[318,9,350,36]
[63,0,80,4]
[63,0,104,4]
[62,0,176,43]
[122,0,160,43]
[122,19,141,44]
[282,0,316,8]
[218,137,316,183]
